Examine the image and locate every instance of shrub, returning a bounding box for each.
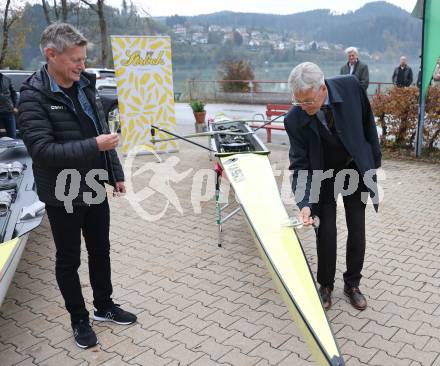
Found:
[424,86,440,150]
[219,60,258,93]
[371,85,440,150]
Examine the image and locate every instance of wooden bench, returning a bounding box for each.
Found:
[250,104,290,143]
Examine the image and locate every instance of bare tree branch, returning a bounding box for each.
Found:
[0,0,13,67]
[137,6,155,35]
[79,0,97,12]
[61,0,68,21]
[79,0,108,66]
[41,0,51,25]
[53,0,59,20]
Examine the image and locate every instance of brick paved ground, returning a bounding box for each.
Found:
[1,125,439,365]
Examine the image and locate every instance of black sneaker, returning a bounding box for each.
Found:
[72,320,98,349]
[93,304,137,325]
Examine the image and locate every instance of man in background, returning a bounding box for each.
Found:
[392,56,413,87]
[340,46,369,92]
[0,71,18,138]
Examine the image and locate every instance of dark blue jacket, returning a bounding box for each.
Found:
[284,75,381,213]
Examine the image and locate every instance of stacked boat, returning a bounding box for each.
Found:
[0,137,45,307]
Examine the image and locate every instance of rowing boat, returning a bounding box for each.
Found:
[0,138,45,307]
[210,119,344,365]
[152,119,344,365]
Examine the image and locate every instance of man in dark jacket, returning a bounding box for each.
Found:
[392,56,413,87]
[0,71,18,138]
[284,62,381,312]
[340,46,369,92]
[18,23,136,349]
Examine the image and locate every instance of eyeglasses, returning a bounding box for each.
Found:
[292,100,318,107]
[291,89,321,107]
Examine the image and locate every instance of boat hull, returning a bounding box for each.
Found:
[220,153,344,366]
[0,139,44,307]
[0,235,28,307]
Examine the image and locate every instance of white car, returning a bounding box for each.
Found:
[85,68,120,131]
[85,68,117,92]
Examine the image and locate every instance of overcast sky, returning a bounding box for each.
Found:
[116,0,416,17]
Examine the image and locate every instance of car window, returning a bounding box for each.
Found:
[99,71,115,79]
[85,69,115,79]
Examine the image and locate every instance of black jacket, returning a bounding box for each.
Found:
[0,73,18,113]
[18,66,124,206]
[340,60,369,91]
[392,65,413,87]
[284,75,381,214]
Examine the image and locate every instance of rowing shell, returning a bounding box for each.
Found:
[0,236,28,307]
[220,153,344,366]
[0,140,45,307]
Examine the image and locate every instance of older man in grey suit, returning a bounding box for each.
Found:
[340,46,369,91]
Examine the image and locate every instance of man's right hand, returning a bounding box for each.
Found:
[96,133,119,151]
[300,207,314,226]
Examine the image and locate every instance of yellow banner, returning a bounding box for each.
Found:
[111,36,177,154]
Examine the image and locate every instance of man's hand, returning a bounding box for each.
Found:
[12,107,18,113]
[299,207,314,226]
[96,133,119,151]
[113,181,126,197]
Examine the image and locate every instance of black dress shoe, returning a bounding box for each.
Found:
[319,286,332,310]
[344,286,367,310]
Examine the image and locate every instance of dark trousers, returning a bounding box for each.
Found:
[0,112,16,139]
[316,169,367,289]
[46,199,113,323]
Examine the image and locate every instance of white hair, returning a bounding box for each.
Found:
[345,46,358,55]
[288,62,325,95]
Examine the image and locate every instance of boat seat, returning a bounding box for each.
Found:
[0,191,12,216]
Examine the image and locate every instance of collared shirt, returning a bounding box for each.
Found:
[315,100,352,169]
[44,66,99,133]
[316,98,331,132]
[349,63,355,75]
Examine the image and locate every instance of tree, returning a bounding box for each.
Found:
[165,15,187,28]
[0,0,22,68]
[41,0,51,25]
[208,31,223,45]
[40,0,69,25]
[80,0,109,67]
[60,0,67,22]
[232,30,243,46]
[219,60,257,92]
[136,6,156,36]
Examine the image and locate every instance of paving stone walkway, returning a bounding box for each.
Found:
[1,126,439,365]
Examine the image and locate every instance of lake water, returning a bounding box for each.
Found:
[173,61,408,99]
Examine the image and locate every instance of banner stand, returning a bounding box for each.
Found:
[111,36,178,155]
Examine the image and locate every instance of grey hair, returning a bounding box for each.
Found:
[288,62,325,95]
[345,46,358,55]
[40,23,88,57]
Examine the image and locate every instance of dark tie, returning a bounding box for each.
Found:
[320,105,335,132]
